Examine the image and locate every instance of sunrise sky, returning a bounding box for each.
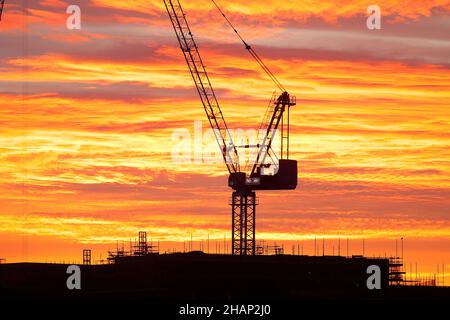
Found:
[0,0,449,282]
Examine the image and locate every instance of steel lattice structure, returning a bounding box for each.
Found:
[164,0,240,174]
[231,191,257,255]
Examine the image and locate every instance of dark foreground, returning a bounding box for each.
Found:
[0,252,448,301]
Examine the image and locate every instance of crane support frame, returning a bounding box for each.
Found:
[231,190,257,255]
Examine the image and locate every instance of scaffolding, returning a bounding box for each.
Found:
[389,256,405,285]
[83,249,92,265]
[387,256,438,287]
[107,231,159,263]
[134,231,148,256]
[255,240,284,255]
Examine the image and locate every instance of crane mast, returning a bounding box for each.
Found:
[164,0,297,256]
[164,0,240,174]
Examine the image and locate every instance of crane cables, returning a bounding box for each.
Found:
[210,0,286,93]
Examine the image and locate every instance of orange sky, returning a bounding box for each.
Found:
[0,0,449,282]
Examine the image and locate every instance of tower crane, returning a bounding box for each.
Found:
[164,0,297,255]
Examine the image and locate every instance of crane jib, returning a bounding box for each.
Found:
[164,0,240,174]
[164,0,297,191]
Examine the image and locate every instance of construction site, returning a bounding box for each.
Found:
[0,0,449,301]
[1,230,449,300]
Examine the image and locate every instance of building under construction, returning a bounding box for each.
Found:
[2,231,449,300]
[0,252,389,300]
